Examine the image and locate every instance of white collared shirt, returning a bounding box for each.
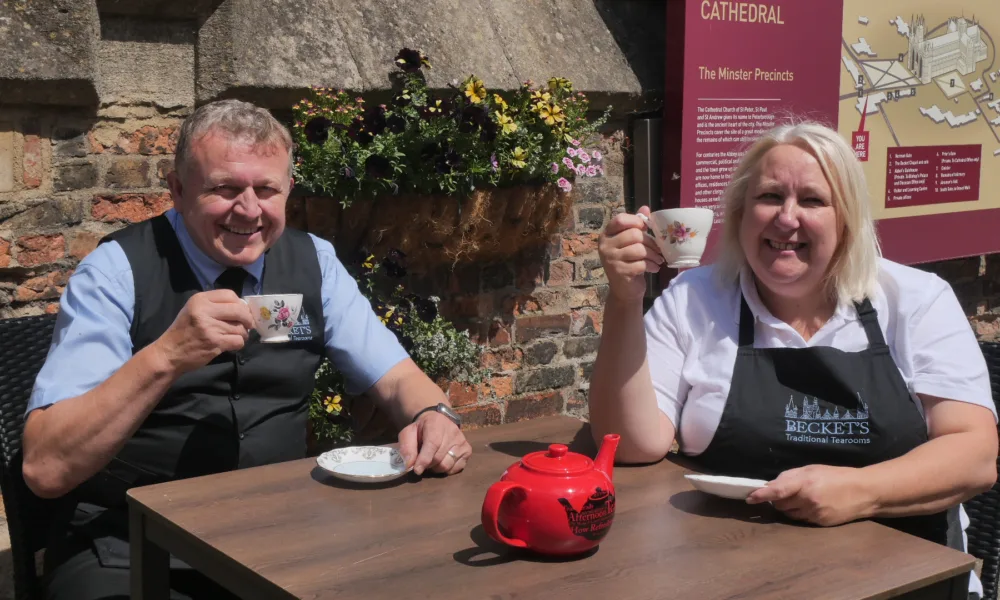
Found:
[644,258,997,456]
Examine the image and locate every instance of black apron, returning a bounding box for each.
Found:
[691,295,961,549]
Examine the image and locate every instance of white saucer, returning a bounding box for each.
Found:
[684,474,768,499]
[316,446,411,483]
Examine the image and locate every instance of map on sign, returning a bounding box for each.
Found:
[838,0,999,221]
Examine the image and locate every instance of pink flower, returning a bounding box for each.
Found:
[593,150,603,161]
[575,164,587,176]
[571,139,581,147]
[586,165,598,177]
[567,147,578,157]
[557,177,573,192]
[578,151,591,164]
[278,307,291,321]
[551,162,559,174]
[563,156,575,169]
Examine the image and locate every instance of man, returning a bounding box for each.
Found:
[22,99,470,599]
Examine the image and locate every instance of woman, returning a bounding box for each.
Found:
[590,121,997,588]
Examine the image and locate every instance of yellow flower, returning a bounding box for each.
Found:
[530,90,551,106]
[493,94,508,111]
[323,394,342,413]
[259,307,272,320]
[362,254,375,269]
[464,77,487,104]
[547,77,573,93]
[494,111,517,134]
[511,147,528,169]
[537,103,565,127]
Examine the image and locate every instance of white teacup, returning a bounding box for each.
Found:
[638,208,715,269]
[243,294,303,343]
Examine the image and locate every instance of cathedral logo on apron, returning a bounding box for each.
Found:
[289,310,314,343]
[784,393,871,445]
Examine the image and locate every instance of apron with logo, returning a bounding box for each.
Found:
[691,295,961,548]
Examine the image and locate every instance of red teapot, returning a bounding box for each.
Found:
[481,433,620,556]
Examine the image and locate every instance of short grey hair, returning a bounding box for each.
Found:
[174,99,293,178]
[715,121,881,305]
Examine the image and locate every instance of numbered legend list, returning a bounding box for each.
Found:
[885,145,981,208]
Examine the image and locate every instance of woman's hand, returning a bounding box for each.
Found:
[598,206,665,303]
[746,464,876,527]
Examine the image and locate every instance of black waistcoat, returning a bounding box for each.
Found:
[77,215,326,507]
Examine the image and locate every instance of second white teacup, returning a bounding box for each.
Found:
[638,208,715,269]
[243,294,303,343]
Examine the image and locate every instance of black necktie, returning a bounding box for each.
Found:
[215,267,248,297]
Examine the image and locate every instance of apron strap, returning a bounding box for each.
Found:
[738,295,755,349]
[854,298,888,349]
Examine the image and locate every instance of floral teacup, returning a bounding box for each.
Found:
[638,208,715,269]
[243,294,303,343]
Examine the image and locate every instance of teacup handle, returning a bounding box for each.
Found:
[481,481,529,548]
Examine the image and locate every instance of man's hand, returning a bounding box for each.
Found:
[746,465,876,527]
[398,411,471,476]
[152,290,255,374]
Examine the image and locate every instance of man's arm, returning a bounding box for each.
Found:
[23,248,254,498]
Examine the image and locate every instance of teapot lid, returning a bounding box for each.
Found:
[521,444,592,475]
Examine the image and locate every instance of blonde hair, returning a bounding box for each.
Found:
[715,121,881,304]
[174,99,293,178]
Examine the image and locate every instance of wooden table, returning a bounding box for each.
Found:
[128,416,974,599]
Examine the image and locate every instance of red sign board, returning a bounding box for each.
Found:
[665,0,1000,265]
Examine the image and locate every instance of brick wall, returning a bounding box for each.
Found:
[2,107,999,429]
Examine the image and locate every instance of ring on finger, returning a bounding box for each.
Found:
[447,448,458,459]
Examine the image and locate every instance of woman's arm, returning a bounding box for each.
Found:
[588,209,676,464]
[860,395,997,516]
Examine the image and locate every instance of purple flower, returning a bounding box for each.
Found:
[562,156,575,169]
[578,151,591,164]
[557,177,572,192]
[491,154,499,171]
[571,139,581,147]
[575,164,587,176]
[593,150,603,161]
[586,165,598,177]
[566,147,578,157]
[551,162,559,174]
[303,117,333,145]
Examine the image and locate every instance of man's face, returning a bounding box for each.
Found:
[168,132,292,266]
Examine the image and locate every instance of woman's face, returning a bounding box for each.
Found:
[739,144,841,303]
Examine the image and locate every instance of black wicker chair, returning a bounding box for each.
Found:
[967,341,1000,600]
[0,314,58,600]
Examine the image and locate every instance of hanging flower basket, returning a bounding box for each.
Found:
[300,183,569,267]
[290,48,609,267]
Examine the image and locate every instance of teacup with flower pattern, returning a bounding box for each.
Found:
[243,294,303,343]
[638,207,715,269]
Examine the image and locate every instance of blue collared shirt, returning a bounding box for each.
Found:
[28,209,409,413]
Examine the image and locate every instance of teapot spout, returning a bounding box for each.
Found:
[593,433,620,481]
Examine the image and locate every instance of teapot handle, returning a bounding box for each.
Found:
[481,481,529,548]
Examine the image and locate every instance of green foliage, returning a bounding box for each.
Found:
[291,48,610,204]
[309,249,487,445]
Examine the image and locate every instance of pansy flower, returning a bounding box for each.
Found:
[303,117,333,145]
[464,77,487,104]
[494,111,517,134]
[511,147,528,169]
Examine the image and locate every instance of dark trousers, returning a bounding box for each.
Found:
[43,532,239,600]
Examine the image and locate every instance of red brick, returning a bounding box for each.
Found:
[105,158,150,188]
[488,321,511,346]
[547,260,574,286]
[515,313,571,343]
[92,192,172,223]
[22,135,42,188]
[0,238,10,268]
[567,287,601,309]
[15,270,71,302]
[68,231,103,260]
[571,310,604,335]
[137,125,179,155]
[506,391,564,423]
[446,381,478,407]
[455,404,503,429]
[562,233,599,257]
[45,303,60,314]
[480,375,513,399]
[16,234,65,266]
[481,347,523,371]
